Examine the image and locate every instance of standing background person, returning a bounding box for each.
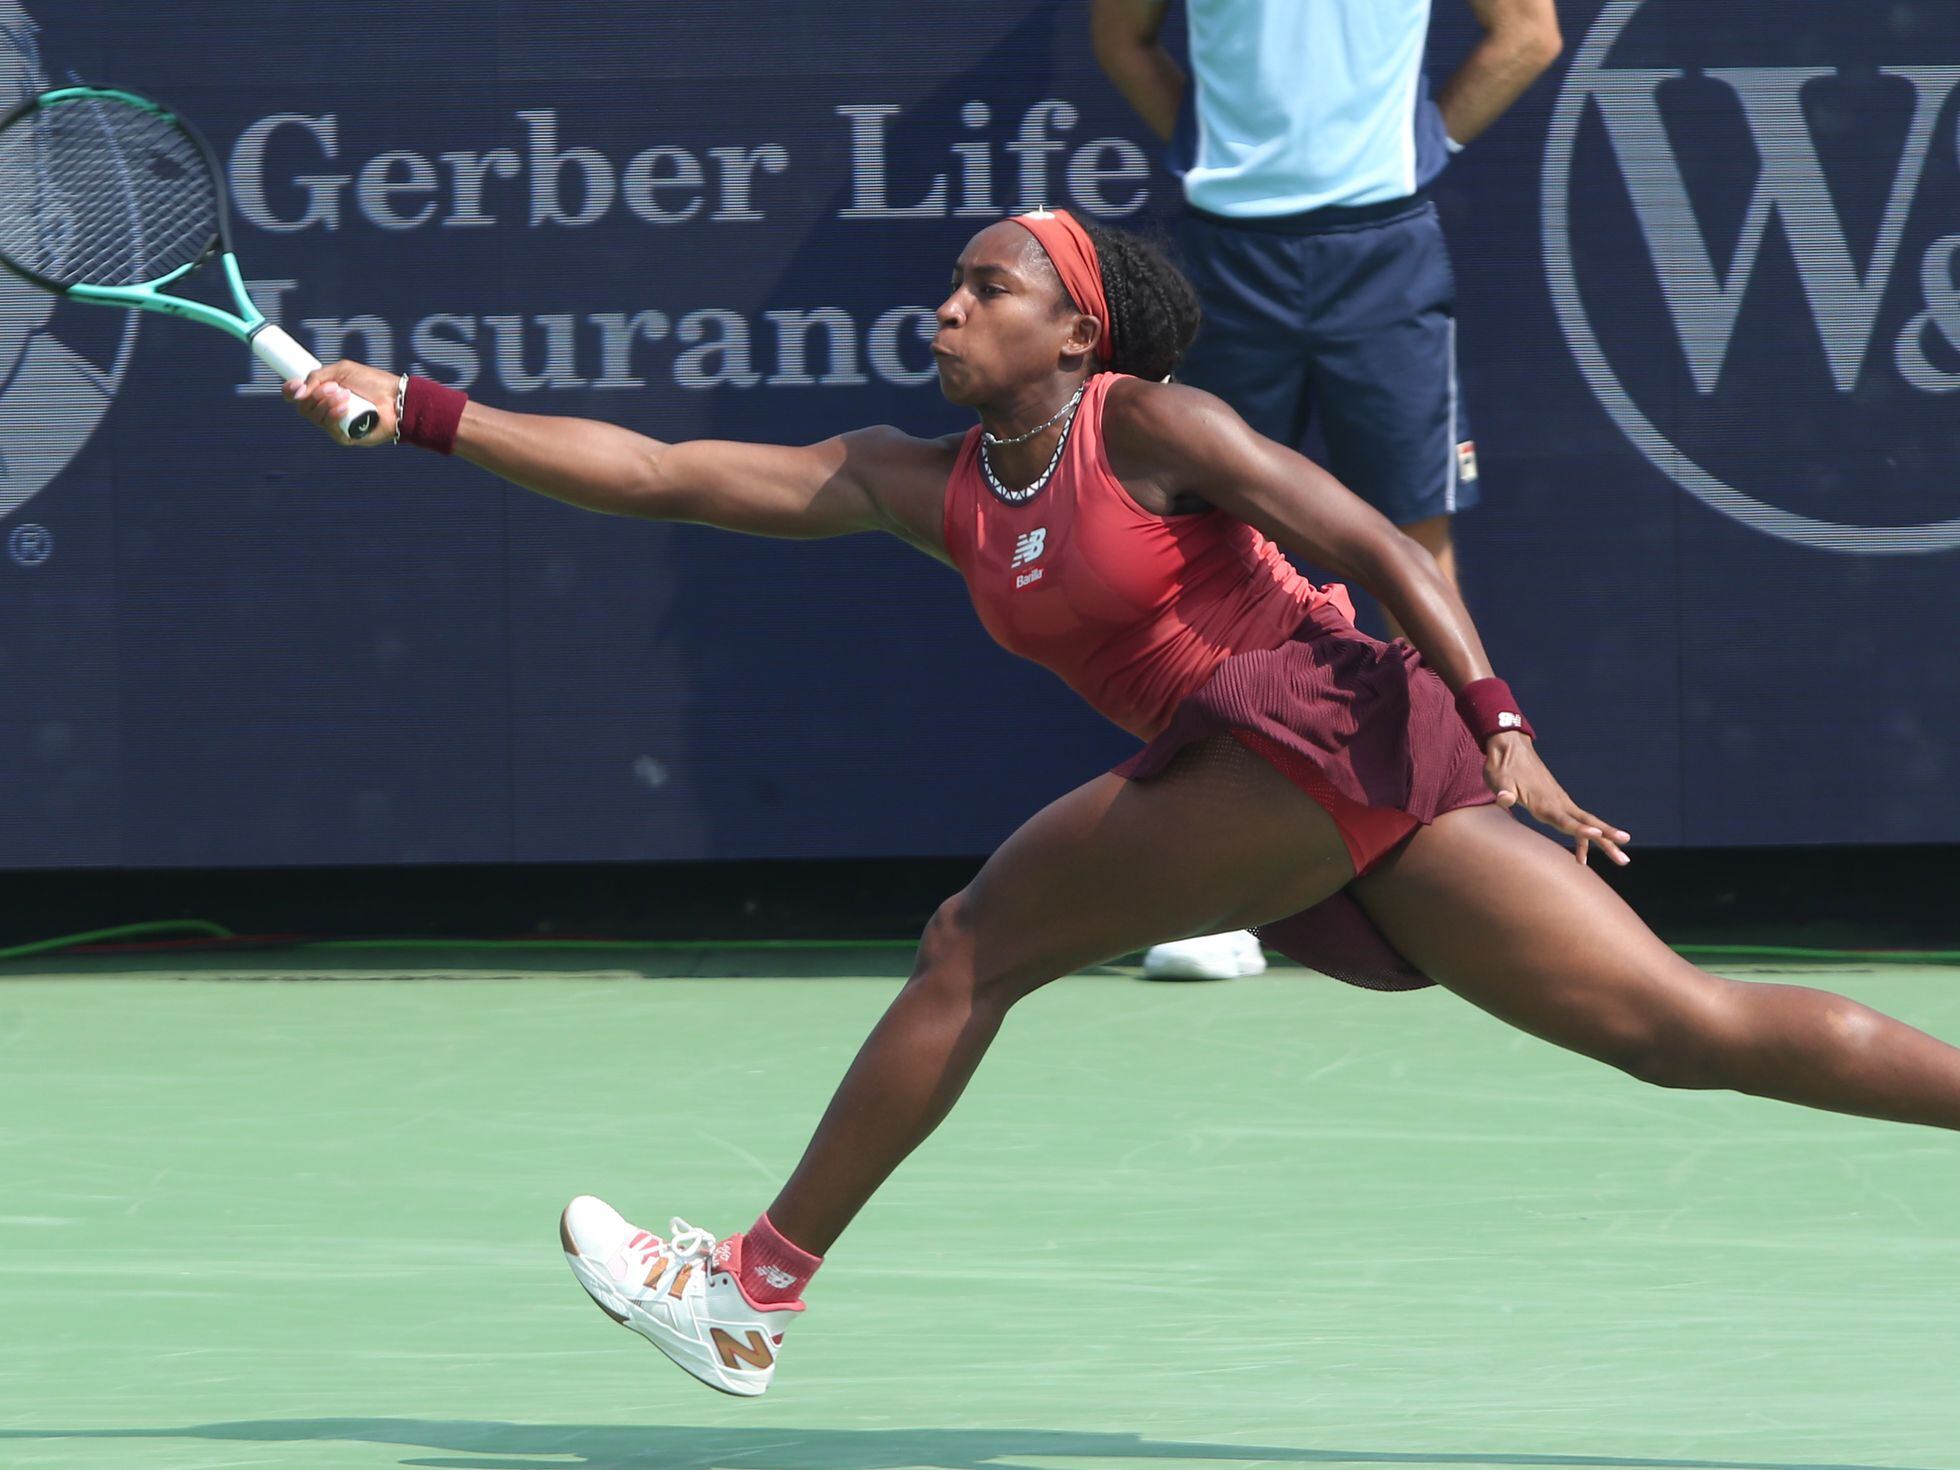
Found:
[1093,0,1563,981]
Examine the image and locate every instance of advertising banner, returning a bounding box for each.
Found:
[2,1,1954,866]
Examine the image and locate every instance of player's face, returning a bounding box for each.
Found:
[0,28,56,384]
[931,222,1087,406]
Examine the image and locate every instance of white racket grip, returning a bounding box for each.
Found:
[252,324,381,440]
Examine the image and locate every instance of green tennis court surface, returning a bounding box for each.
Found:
[3,953,1956,1470]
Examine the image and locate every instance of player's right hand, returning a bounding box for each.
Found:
[285,360,399,446]
[1483,731,1631,867]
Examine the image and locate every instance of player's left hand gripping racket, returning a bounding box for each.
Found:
[0,84,379,439]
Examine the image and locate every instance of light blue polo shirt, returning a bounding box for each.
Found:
[1167,0,1453,217]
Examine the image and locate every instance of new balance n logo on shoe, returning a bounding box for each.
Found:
[755,1265,799,1291]
[712,1327,776,1371]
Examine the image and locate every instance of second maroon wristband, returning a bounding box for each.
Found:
[1456,677,1536,746]
[399,375,468,455]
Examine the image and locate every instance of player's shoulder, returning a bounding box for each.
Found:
[1101,374,1244,458]
[835,425,964,558]
[839,423,964,479]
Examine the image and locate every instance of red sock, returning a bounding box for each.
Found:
[725,1212,823,1307]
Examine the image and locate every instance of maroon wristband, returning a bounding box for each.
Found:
[1456,677,1536,745]
[399,375,468,455]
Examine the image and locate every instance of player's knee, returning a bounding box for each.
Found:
[910,887,1039,1012]
[912,890,972,974]
[1813,992,1886,1064]
[1599,983,1745,1091]
[908,890,991,1003]
[1617,980,1888,1093]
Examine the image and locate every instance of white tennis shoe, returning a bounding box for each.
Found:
[560,1195,799,1397]
[1140,929,1268,981]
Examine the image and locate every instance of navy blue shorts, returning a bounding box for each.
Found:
[1174,198,1479,527]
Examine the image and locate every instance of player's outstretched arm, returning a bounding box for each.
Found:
[285,360,946,547]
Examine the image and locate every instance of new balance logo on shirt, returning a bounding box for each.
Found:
[1012,527,1047,588]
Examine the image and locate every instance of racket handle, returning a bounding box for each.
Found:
[251,324,382,441]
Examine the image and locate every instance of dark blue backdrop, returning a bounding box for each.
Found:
[1,0,1955,869]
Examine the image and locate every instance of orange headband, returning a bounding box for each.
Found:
[1008,207,1114,364]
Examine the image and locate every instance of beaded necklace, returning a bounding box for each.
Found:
[978,382,1087,505]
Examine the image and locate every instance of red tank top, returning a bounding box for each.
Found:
[942,373,1354,740]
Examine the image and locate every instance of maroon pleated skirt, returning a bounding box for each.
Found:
[1113,603,1495,991]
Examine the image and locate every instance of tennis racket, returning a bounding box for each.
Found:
[0,84,379,439]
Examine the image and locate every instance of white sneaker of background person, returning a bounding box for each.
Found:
[1140,929,1267,981]
[560,1196,799,1397]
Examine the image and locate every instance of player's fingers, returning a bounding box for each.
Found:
[1531,797,1604,856]
[326,382,387,446]
[1552,811,1602,844]
[1571,806,1631,845]
[320,382,365,423]
[1566,807,1630,866]
[287,373,336,405]
[1571,807,1631,863]
[1586,833,1629,866]
[319,386,362,442]
[282,364,381,444]
[284,384,338,432]
[290,362,359,402]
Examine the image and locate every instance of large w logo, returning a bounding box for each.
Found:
[1591,66,1960,391]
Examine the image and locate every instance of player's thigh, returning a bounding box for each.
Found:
[1350,805,1738,1069]
[955,735,1356,997]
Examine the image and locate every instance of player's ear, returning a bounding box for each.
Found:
[1064,312,1102,360]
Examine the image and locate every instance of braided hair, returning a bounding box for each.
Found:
[1073,220,1202,383]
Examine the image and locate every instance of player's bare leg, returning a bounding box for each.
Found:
[562,735,1359,1394]
[767,734,1359,1252]
[1356,804,1960,1127]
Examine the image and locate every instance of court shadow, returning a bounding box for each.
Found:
[0,1418,1940,1470]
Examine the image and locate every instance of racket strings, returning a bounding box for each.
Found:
[0,96,217,289]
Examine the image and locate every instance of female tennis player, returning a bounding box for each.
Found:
[288,210,1960,1398]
